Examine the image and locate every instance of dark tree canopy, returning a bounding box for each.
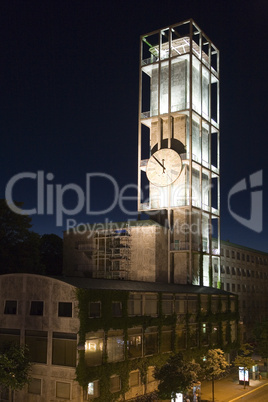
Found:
[0,199,62,275]
[154,353,199,401]
[0,344,31,390]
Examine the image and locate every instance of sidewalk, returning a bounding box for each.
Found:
[200,373,268,402]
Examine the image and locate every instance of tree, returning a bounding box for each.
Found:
[0,200,32,273]
[40,234,63,275]
[202,349,229,402]
[254,320,268,371]
[234,344,254,389]
[154,353,200,401]
[0,344,31,400]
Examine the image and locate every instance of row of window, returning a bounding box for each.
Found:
[3,301,72,317]
[220,282,265,294]
[214,265,267,279]
[0,329,77,366]
[84,322,237,366]
[88,293,236,319]
[221,248,267,265]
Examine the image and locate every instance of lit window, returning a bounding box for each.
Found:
[85,331,104,366]
[86,381,99,399]
[30,301,43,316]
[127,327,142,358]
[58,302,72,317]
[89,302,101,318]
[4,300,17,315]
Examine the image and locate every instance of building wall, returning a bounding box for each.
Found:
[212,240,268,340]
[0,274,80,401]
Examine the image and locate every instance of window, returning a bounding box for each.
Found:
[231,267,236,275]
[221,297,228,312]
[110,375,121,393]
[28,378,41,395]
[85,331,104,366]
[175,295,186,314]
[237,268,241,276]
[231,251,235,259]
[187,295,198,313]
[144,327,158,355]
[247,254,250,262]
[162,294,173,315]
[4,300,17,315]
[25,330,47,363]
[232,283,236,292]
[237,252,240,260]
[176,325,186,350]
[237,284,241,292]
[211,296,219,313]
[30,301,43,316]
[86,381,99,399]
[226,283,230,291]
[188,324,198,348]
[52,332,77,367]
[129,370,140,387]
[226,249,230,258]
[226,266,230,275]
[247,270,251,277]
[127,327,142,358]
[89,302,101,318]
[128,293,142,316]
[112,302,122,317]
[107,330,124,362]
[201,323,208,345]
[160,326,172,352]
[242,253,245,261]
[200,295,208,313]
[0,329,20,352]
[230,297,236,312]
[58,302,72,317]
[144,294,158,316]
[211,325,219,344]
[220,265,225,274]
[56,382,70,399]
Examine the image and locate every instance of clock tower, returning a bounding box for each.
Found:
[137,20,220,286]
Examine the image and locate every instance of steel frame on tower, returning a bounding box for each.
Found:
[137,19,220,286]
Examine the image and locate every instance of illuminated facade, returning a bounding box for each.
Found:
[137,20,220,287]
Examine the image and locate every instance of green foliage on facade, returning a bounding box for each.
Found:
[75,288,239,401]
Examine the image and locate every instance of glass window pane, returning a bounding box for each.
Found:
[28,378,41,395]
[56,382,70,399]
[107,330,124,362]
[127,328,142,358]
[85,331,104,366]
[52,336,76,367]
[30,301,44,316]
[58,302,72,317]
[25,330,47,363]
[129,371,140,387]
[144,327,158,355]
[110,376,121,393]
[4,300,17,315]
[144,294,158,316]
[128,294,142,316]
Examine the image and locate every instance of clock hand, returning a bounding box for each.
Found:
[152,154,166,171]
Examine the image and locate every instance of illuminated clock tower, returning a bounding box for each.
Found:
[137,20,220,286]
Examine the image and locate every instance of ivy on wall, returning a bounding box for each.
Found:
[76,288,239,401]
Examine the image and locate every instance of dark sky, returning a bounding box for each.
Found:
[0,1,267,252]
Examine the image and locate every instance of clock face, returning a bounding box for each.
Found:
[146,148,182,186]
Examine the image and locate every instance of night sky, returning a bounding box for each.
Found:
[0,1,267,252]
